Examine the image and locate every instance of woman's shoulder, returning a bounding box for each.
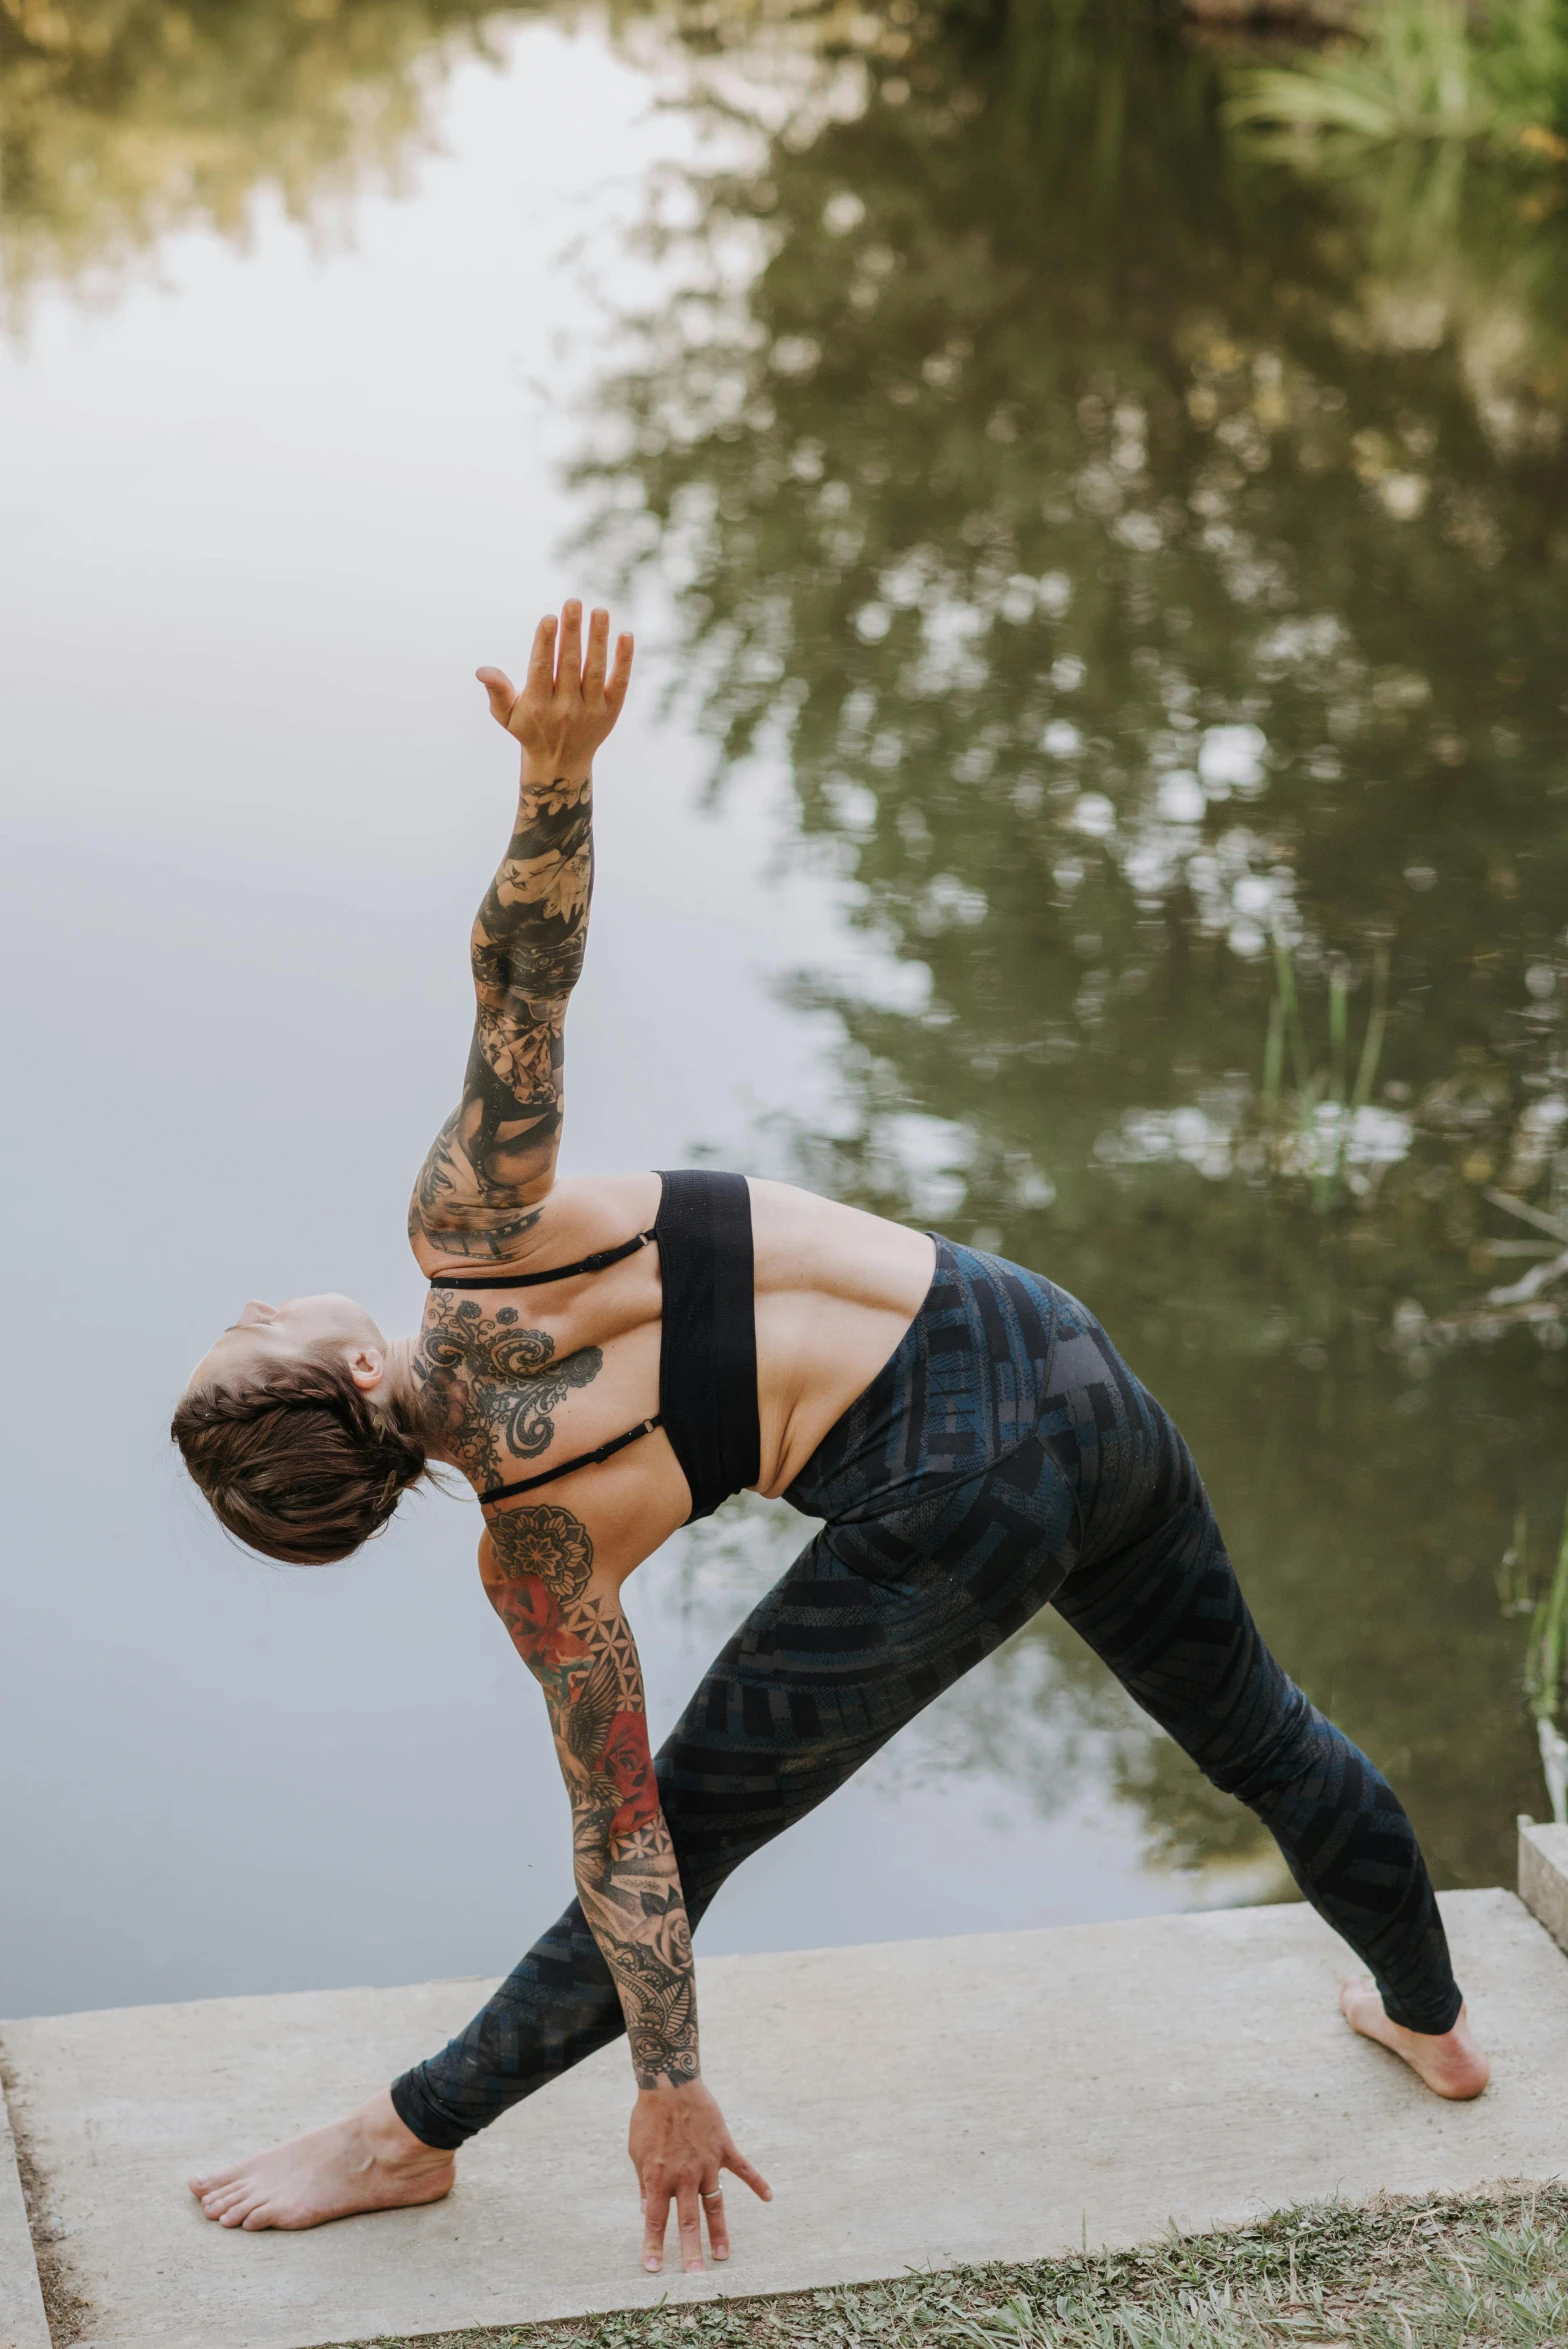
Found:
[410,1170,664,1282]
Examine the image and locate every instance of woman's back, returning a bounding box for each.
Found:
[413,1171,936,1585]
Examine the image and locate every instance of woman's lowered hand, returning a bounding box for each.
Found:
[628,2079,772,2273]
[477,599,633,776]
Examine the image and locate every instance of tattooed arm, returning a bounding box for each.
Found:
[481,1505,770,2271]
[482,1505,697,2086]
[409,601,633,1267]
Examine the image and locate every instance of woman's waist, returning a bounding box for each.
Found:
[782,1238,1067,1523]
[750,1257,938,1495]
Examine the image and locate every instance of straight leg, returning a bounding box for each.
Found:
[1048,1351,1461,2035]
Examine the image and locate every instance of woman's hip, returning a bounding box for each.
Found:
[784,1233,1175,1561]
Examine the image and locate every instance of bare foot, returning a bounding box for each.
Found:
[188,2090,455,2230]
[1338,1977,1491,2100]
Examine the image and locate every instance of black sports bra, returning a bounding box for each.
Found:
[428,1168,761,1524]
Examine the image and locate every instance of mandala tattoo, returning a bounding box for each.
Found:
[487,1503,595,1603]
[414,1294,602,1490]
[481,1508,701,2091]
[409,775,593,1260]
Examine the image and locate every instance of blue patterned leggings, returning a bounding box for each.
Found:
[391,1240,1461,2148]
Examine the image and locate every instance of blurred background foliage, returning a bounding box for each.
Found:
[7,0,1568,1897]
[0,0,515,317]
[575,0,1568,1892]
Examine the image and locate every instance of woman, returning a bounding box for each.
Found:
[175,600,1489,2275]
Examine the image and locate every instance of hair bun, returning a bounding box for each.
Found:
[172,1359,431,1565]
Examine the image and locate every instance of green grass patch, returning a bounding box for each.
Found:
[332,2182,1568,2349]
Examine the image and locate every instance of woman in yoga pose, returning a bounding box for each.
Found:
[176,600,1489,2273]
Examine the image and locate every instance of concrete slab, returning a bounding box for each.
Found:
[0,2070,49,2349]
[1519,1818,1568,1956]
[3,1890,1566,2349]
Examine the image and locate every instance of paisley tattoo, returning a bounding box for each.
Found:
[481,1510,700,2091]
[413,1294,602,1490]
[409,773,593,1260]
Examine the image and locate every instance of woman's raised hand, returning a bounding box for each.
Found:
[477,599,634,775]
[628,2079,772,2274]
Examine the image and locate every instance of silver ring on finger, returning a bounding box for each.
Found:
[700,2188,723,2201]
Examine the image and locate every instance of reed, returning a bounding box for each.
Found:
[1259,935,1389,1211]
[1497,1495,1568,1822]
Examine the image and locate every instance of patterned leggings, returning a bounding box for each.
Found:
[391,1241,1460,2148]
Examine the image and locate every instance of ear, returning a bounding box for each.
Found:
[344,1344,386,1394]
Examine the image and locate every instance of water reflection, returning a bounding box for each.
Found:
[580,2,1568,1891]
[5,0,1568,2015]
[0,6,1167,2019]
[0,0,512,317]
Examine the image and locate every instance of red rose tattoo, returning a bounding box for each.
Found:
[599,1711,659,1840]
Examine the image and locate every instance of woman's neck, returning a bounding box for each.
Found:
[380,1335,443,1456]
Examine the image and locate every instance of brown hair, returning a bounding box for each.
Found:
[171,1357,432,1565]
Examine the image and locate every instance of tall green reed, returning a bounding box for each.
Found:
[1498,1496,1568,1821]
[1260,936,1389,1212]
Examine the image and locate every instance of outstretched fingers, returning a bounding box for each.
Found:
[478,600,632,761]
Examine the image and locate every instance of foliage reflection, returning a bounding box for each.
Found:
[0,0,514,318]
[582,0,1568,1894]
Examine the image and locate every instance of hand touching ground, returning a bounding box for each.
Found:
[629,2079,771,2273]
[478,599,633,780]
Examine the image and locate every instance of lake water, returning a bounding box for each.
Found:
[2,3,1566,2022]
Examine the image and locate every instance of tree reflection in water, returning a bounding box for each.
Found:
[576,1,1568,1895]
[0,0,516,317]
[7,0,1568,1906]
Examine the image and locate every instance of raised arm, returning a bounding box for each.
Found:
[409,602,633,1268]
[480,1507,770,2270]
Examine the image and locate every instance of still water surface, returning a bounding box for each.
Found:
[2,3,1566,2019]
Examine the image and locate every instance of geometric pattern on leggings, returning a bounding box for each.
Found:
[389,1241,1461,2150]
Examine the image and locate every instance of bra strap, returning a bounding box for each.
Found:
[480,1416,663,1505]
[430,1229,657,1291]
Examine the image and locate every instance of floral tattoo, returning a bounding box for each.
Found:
[483,1502,698,2089]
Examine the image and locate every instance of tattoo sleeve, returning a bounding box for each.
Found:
[483,1504,700,2093]
[411,774,593,1259]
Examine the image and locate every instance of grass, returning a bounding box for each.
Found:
[328,2184,1568,2349]
[1222,0,1568,154]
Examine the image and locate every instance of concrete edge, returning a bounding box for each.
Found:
[0,2045,51,2349]
[1517,1818,1568,1959]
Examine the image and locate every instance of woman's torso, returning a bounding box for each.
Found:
[415,1173,937,1583]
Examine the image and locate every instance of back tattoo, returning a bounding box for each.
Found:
[414,1293,602,1489]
